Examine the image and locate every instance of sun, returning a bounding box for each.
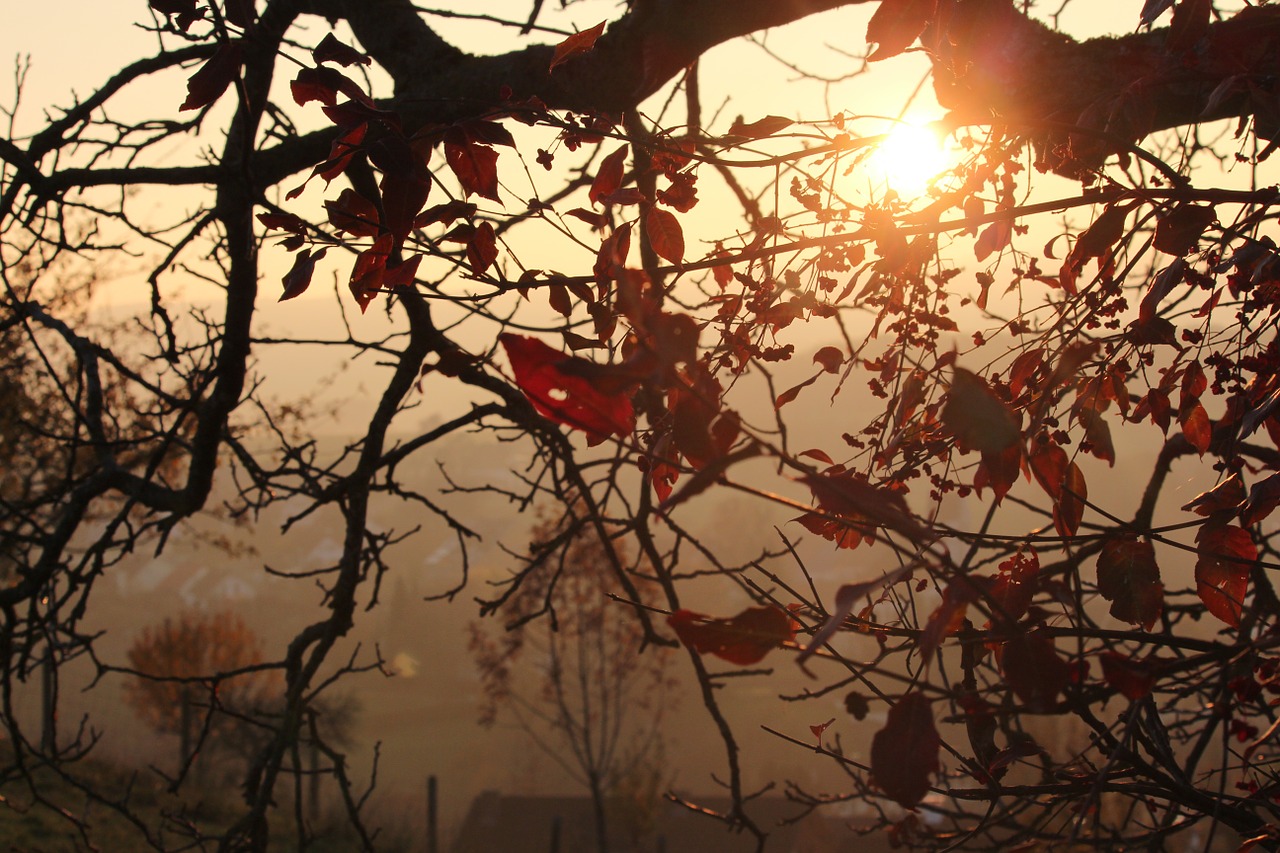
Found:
[866,120,949,197]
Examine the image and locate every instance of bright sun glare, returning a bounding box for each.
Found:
[867,121,949,197]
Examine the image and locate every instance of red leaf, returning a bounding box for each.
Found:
[1195,523,1255,628]
[1049,341,1101,390]
[416,200,477,229]
[813,346,843,373]
[943,368,1020,454]
[776,374,818,409]
[726,115,794,139]
[180,41,243,112]
[974,220,1012,262]
[1155,204,1215,256]
[445,140,501,202]
[657,172,698,212]
[668,606,796,665]
[1181,360,1208,406]
[919,582,980,664]
[313,33,371,67]
[1096,537,1163,629]
[258,211,308,235]
[325,188,381,237]
[1181,473,1246,518]
[566,208,609,229]
[870,693,939,809]
[313,123,368,185]
[549,20,607,72]
[795,511,868,550]
[1181,402,1212,455]
[589,145,629,207]
[865,0,937,61]
[802,474,924,544]
[348,233,394,311]
[500,334,635,441]
[593,223,632,283]
[810,718,836,741]
[1052,461,1087,538]
[1029,443,1069,500]
[280,247,326,302]
[1061,204,1130,294]
[1100,652,1158,701]
[1008,349,1044,397]
[646,207,684,264]
[291,66,370,107]
[466,222,498,276]
[986,550,1039,628]
[1244,473,1280,526]
[976,444,1022,503]
[799,448,835,465]
[1001,632,1068,711]
[1077,408,1115,465]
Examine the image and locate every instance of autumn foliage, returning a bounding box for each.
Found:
[124,610,278,772]
[9,0,1280,849]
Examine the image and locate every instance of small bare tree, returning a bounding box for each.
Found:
[470,506,676,853]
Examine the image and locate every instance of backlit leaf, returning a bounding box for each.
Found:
[813,346,843,373]
[943,368,1020,454]
[865,0,937,61]
[810,718,836,741]
[1100,652,1158,701]
[466,222,498,276]
[870,693,939,808]
[1244,473,1280,526]
[919,582,980,664]
[798,563,916,664]
[1029,443,1069,500]
[668,606,796,665]
[646,207,684,264]
[180,41,243,112]
[500,334,635,442]
[1002,632,1068,711]
[280,247,326,302]
[445,140,501,202]
[726,115,794,139]
[974,221,1011,262]
[325,188,381,237]
[1155,204,1215,255]
[1181,473,1246,518]
[590,145,629,207]
[1052,461,1087,538]
[549,21,607,72]
[1195,523,1255,628]
[1181,402,1212,455]
[986,550,1039,628]
[1096,537,1163,629]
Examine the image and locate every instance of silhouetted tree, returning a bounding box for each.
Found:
[470,505,675,853]
[4,0,1280,850]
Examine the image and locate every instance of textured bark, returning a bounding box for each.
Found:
[279,0,1280,178]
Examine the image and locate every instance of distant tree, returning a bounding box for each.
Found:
[125,610,279,777]
[470,505,676,853]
